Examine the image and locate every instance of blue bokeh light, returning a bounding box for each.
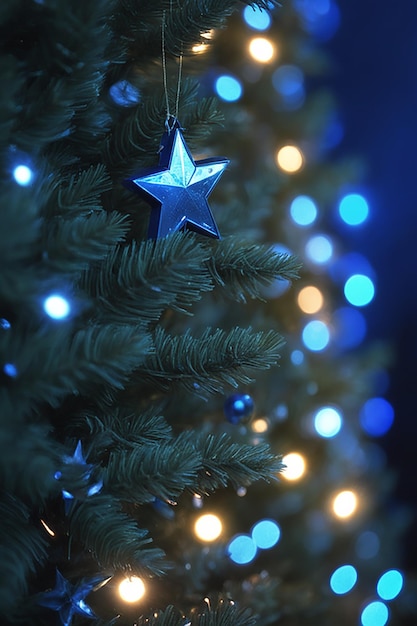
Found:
[330,252,374,284]
[305,235,333,264]
[290,195,318,226]
[228,535,257,564]
[251,519,281,549]
[215,75,243,102]
[13,164,33,186]
[302,320,330,352]
[355,531,380,560]
[43,295,71,320]
[294,0,341,41]
[109,80,141,107]
[344,274,375,307]
[339,193,369,226]
[359,398,394,437]
[3,363,18,378]
[314,406,342,438]
[333,307,367,350]
[243,5,271,30]
[291,350,304,365]
[329,564,358,595]
[272,65,305,108]
[377,569,404,601]
[361,601,389,626]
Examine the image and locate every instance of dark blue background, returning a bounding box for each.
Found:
[328,1,417,568]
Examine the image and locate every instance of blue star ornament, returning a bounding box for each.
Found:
[125,119,229,239]
[37,569,108,626]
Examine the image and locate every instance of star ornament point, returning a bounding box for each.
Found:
[125,120,229,239]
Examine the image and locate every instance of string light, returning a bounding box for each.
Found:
[118,576,146,603]
[243,5,271,30]
[43,294,71,320]
[297,286,324,314]
[376,570,404,601]
[13,164,33,186]
[302,319,330,351]
[305,234,333,264]
[251,418,269,433]
[251,519,281,549]
[329,564,358,594]
[194,513,223,542]
[248,37,275,63]
[360,601,389,626]
[228,535,257,564]
[338,193,369,226]
[344,274,375,307]
[40,519,55,537]
[282,452,306,481]
[215,75,243,102]
[290,195,317,226]
[276,145,304,173]
[332,490,358,519]
[314,406,342,438]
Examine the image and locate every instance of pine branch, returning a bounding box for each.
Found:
[191,432,282,494]
[0,494,49,617]
[135,605,188,626]
[80,233,214,325]
[191,598,257,626]
[104,434,202,504]
[137,326,285,396]
[69,407,173,455]
[42,163,113,219]
[11,324,152,409]
[0,422,61,504]
[207,237,301,302]
[69,494,167,576]
[44,211,129,272]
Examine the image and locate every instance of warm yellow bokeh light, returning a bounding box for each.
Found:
[118,576,146,603]
[194,513,223,542]
[332,490,358,519]
[248,37,275,63]
[252,418,269,433]
[192,43,209,53]
[276,145,304,173]
[297,286,324,314]
[282,452,306,481]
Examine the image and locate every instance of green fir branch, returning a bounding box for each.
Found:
[44,211,129,272]
[69,494,167,576]
[69,407,173,455]
[12,324,152,409]
[80,232,214,325]
[208,236,301,302]
[135,606,189,626]
[191,598,257,626]
[104,434,201,504]
[191,432,282,494]
[42,163,113,219]
[0,494,49,617]
[137,326,285,396]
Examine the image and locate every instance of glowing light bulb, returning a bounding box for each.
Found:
[330,564,358,594]
[43,295,71,320]
[276,145,303,173]
[297,286,324,314]
[243,5,271,30]
[282,452,306,481]
[290,195,317,225]
[215,75,243,102]
[251,519,281,549]
[377,570,404,601]
[194,513,222,542]
[314,406,342,438]
[251,418,269,433]
[305,234,333,264]
[118,576,146,603]
[332,490,358,519]
[302,319,330,351]
[13,164,33,186]
[361,601,389,626]
[339,193,369,226]
[248,37,275,63]
[344,274,375,307]
[228,535,257,564]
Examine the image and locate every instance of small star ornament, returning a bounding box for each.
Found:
[125,118,229,239]
[37,569,108,626]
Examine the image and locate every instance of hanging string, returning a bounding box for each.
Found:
[161,9,184,130]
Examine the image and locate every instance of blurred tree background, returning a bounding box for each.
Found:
[0,1,415,626]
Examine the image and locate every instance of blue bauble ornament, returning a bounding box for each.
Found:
[224,393,255,424]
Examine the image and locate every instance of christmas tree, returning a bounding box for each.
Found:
[0,1,414,625]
